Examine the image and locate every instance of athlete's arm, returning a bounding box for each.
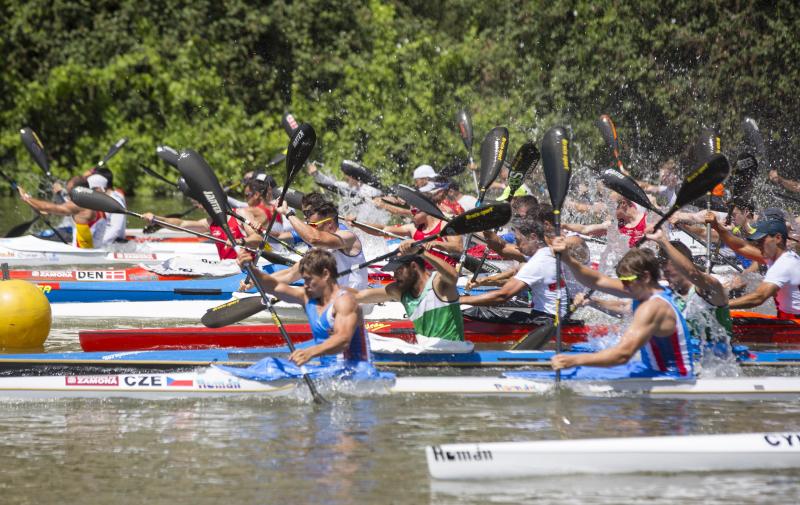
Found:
[648,228,728,306]
[551,236,628,297]
[355,283,402,304]
[235,250,304,304]
[562,221,610,237]
[728,282,779,309]
[290,293,360,366]
[552,298,662,369]
[460,278,526,306]
[284,214,347,250]
[707,212,764,262]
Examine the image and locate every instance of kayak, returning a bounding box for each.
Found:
[0,235,220,266]
[1,347,795,374]
[9,267,195,282]
[77,310,800,351]
[37,273,252,303]
[426,432,800,479]
[0,369,797,400]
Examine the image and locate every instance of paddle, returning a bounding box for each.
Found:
[742,117,766,161]
[285,188,305,211]
[730,152,758,202]
[95,137,128,169]
[19,127,67,203]
[691,127,721,274]
[67,186,267,259]
[464,141,539,292]
[266,150,287,168]
[156,145,180,169]
[393,184,447,220]
[600,168,742,272]
[337,203,512,277]
[541,126,573,381]
[456,108,480,193]
[340,160,393,194]
[347,216,501,275]
[282,112,300,136]
[596,114,625,173]
[638,153,730,243]
[176,147,326,404]
[0,168,69,243]
[439,156,467,178]
[142,207,199,235]
[454,127,509,275]
[139,163,179,188]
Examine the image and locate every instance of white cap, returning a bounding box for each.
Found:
[413,164,437,179]
[87,174,109,190]
[419,181,449,193]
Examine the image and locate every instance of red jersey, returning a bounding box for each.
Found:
[619,212,647,247]
[210,215,246,260]
[413,221,457,268]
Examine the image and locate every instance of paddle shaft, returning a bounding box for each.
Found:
[0,170,69,244]
[229,212,304,256]
[706,193,712,274]
[239,258,326,403]
[338,233,443,277]
[554,212,563,384]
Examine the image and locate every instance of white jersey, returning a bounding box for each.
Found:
[513,247,569,316]
[457,194,478,211]
[332,231,368,290]
[100,191,128,246]
[764,250,800,315]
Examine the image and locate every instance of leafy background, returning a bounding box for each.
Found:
[1,0,798,195]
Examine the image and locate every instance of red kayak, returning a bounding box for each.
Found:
[78,310,800,352]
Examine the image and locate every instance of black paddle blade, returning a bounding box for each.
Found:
[393,184,445,220]
[456,109,474,153]
[19,127,51,175]
[600,169,654,211]
[462,254,501,275]
[260,249,296,267]
[511,324,554,351]
[5,216,41,238]
[506,141,539,200]
[97,137,128,167]
[69,186,127,214]
[691,128,721,167]
[283,123,316,199]
[731,152,758,200]
[341,160,384,190]
[674,153,730,208]
[596,114,622,169]
[201,296,265,328]
[156,145,180,168]
[281,112,300,137]
[177,149,231,235]
[541,126,572,211]
[479,127,509,191]
[285,188,305,210]
[441,203,511,236]
[742,117,766,159]
[440,156,467,178]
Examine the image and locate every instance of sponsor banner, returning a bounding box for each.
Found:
[112,252,158,260]
[65,376,120,386]
[36,282,60,293]
[75,270,127,281]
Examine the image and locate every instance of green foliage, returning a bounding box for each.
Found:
[2,0,799,197]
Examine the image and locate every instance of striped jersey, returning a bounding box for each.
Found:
[632,288,696,377]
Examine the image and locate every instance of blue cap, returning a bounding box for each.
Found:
[748,219,788,241]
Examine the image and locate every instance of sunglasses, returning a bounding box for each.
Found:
[306,216,333,228]
[617,274,638,284]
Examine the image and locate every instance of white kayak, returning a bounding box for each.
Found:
[0,236,220,266]
[51,296,409,322]
[0,371,799,401]
[426,432,800,479]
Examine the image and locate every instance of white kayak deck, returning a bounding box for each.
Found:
[0,370,799,401]
[426,432,800,478]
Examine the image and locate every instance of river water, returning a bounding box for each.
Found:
[2,198,800,504]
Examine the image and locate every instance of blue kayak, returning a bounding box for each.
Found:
[36,272,254,303]
[0,347,796,373]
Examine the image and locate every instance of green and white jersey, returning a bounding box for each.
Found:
[676,286,733,342]
[400,272,464,341]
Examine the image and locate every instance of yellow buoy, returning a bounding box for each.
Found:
[0,279,51,349]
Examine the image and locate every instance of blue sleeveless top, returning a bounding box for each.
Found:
[304,290,370,364]
[632,287,696,377]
